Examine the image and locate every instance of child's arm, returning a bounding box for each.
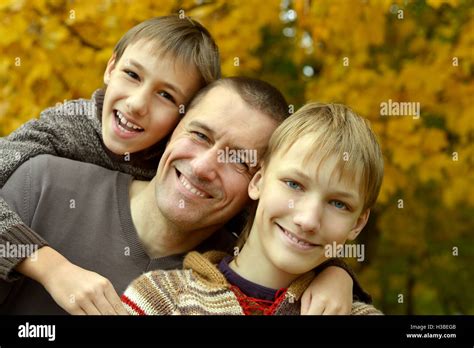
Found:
[0,93,155,282]
[300,259,371,315]
[16,246,128,315]
[0,94,155,314]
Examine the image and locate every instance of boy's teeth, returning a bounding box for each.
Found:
[283,228,312,246]
[116,110,143,130]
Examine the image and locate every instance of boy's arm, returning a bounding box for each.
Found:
[300,258,371,315]
[0,106,83,281]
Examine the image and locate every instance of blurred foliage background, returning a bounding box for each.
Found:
[0,0,473,314]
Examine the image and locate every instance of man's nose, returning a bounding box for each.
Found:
[190,148,218,182]
[126,87,150,117]
[293,199,322,234]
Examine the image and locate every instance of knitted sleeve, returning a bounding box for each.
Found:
[351,301,383,315]
[122,270,182,315]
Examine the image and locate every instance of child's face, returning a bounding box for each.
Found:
[102,39,202,155]
[247,135,370,276]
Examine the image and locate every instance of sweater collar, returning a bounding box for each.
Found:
[183,251,315,301]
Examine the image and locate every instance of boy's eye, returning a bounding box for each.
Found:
[330,200,348,210]
[158,91,176,104]
[124,69,139,80]
[285,180,302,191]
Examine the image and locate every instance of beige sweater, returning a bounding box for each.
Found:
[122,251,382,315]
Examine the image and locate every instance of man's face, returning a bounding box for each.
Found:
[247,135,370,276]
[154,86,278,232]
[102,39,201,155]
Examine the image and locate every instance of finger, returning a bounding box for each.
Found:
[103,283,128,315]
[79,300,101,315]
[69,307,87,315]
[302,296,326,315]
[93,292,118,315]
[300,292,311,315]
[321,304,342,315]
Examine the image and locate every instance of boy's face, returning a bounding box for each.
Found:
[247,135,370,276]
[153,85,278,233]
[102,39,201,155]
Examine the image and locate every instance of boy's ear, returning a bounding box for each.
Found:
[103,54,117,85]
[248,169,264,201]
[347,209,370,241]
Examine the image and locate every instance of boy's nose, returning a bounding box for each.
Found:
[293,200,322,233]
[126,89,149,117]
[190,148,218,182]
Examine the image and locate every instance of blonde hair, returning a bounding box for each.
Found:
[237,102,384,248]
[113,15,221,86]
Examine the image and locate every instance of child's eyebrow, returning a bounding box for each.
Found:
[288,168,360,201]
[126,59,185,99]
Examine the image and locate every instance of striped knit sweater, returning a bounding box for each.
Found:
[122,251,382,315]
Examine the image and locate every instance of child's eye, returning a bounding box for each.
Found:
[330,200,348,210]
[158,91,176,104]
[285,180,302,191]
[124,69,139,80]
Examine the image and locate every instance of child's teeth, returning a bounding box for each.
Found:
[116,110,143,130]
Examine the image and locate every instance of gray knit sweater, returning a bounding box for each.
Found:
[0,90,164,281]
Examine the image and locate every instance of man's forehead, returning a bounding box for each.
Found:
[184,87,275,150]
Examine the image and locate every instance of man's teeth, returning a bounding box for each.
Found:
[116,110,143,131]
[282,228,313,246]
[179,174,206,198]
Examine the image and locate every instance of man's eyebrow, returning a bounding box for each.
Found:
[188,120,248,151]
[189,120,215,135]
[127,59,184,98]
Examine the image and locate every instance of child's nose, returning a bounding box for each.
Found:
[127,89,150,116]
[293,200,322,233]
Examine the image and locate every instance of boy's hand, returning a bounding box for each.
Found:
[16,246,127,315]
[300,266,353,315]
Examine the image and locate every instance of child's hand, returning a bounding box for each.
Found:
[300,266,353,315]
[16,246,127,315]
[43,262,128,315]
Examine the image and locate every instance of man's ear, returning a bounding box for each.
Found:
[103,54,117,85]
[248,169,264,201]
[347,209,370,241]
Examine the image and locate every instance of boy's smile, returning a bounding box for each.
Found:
[101,39,201,155]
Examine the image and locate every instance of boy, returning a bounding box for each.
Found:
[0,15,220,313]
[122,102,384,315]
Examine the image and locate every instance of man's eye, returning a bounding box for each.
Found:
[235,160,249,171]
[158,91,175,103]
[192,131,209,142]
[331,200,348,210]
[124,70,139,80]
[285,180,302,191]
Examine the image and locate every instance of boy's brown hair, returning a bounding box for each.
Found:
[113,15,221,86]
